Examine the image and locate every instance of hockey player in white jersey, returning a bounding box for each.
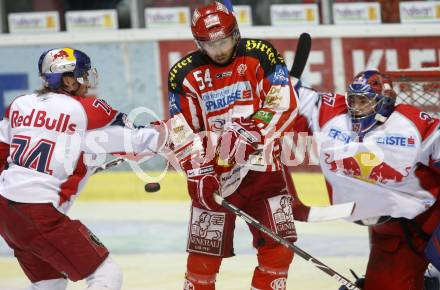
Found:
[293,70,440,290]
[0,48,164,290]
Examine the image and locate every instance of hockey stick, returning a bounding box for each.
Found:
[92,157,161,192]
[290,32,312,79]
[214,194,361,290]
[223,0,234,12]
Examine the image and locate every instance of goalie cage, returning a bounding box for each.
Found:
[384,69,440,117]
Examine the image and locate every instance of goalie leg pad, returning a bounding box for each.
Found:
[184,253,222,290]
[363,221,427,290]
[27,278,68,290]
[426,223,440,272]
[85,256,122,290]
[251,244,293,290]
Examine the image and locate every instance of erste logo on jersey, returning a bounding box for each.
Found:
[328,128,356,144]
[10,109,77,133]
[376,135,415,147]
[202,81,252,113]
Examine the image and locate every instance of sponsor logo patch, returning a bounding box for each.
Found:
[169,55,193,90]
[271,65,289,85]
[266,85,282,108]
[267,195,296,240]
[211,119,225,131]
[187,165,215,177]
[270,278,287,290]
[376,135,415,147]
[253,110,274,124]
[215,71,232,79]
[204,14,220,28]
[188,207,226,256]
[328,128,356,144]
[237,64,247,76]
[201,81,253,113]
[245,40,284,65]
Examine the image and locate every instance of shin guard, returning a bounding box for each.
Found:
[251,245,293,290]
[184,253,222,290]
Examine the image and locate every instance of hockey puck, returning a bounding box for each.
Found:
[145,182,160,193]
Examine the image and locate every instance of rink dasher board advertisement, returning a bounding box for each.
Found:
[0,26,439,124]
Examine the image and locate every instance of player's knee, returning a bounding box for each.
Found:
[86,256,122,290]
[27,278,68,290]
[257,244,293,271]
[186,253,222,285]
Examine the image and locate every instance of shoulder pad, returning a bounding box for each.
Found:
[318,93,347,128]
[75,97,118,130]
[394,104,440,141]
[168,51,205,93]
[241,38,285,72]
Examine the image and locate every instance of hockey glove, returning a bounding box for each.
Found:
[216,117,261,171]
[184,159,222,211]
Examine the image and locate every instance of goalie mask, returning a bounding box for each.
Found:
[38,47,98,90]
[191,1,240,64]
[346,70,396,136]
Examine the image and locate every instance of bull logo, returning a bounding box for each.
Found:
[53,50,69,60]
[324,152,410,184]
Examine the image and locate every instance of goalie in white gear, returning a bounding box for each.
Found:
[293,70,440,290]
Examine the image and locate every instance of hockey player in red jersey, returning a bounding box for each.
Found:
[293,70,440,290]
[166,2,298,289]
[0,47,165,290]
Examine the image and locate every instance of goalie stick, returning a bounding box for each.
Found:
[214,194,361,290]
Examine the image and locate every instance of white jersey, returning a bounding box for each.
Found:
[0,92,161,213]
[295,87,440,221]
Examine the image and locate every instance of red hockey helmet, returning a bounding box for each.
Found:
[191,1,240,43]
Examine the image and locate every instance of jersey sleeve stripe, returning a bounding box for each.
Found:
[58,152,88,206]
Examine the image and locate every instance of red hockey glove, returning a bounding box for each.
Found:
[216,118,261,170]
[183,159,222,211]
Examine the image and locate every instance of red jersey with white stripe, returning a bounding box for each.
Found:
[295,86,440,221]
[168,38,298,172]
[0,92,161,213]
